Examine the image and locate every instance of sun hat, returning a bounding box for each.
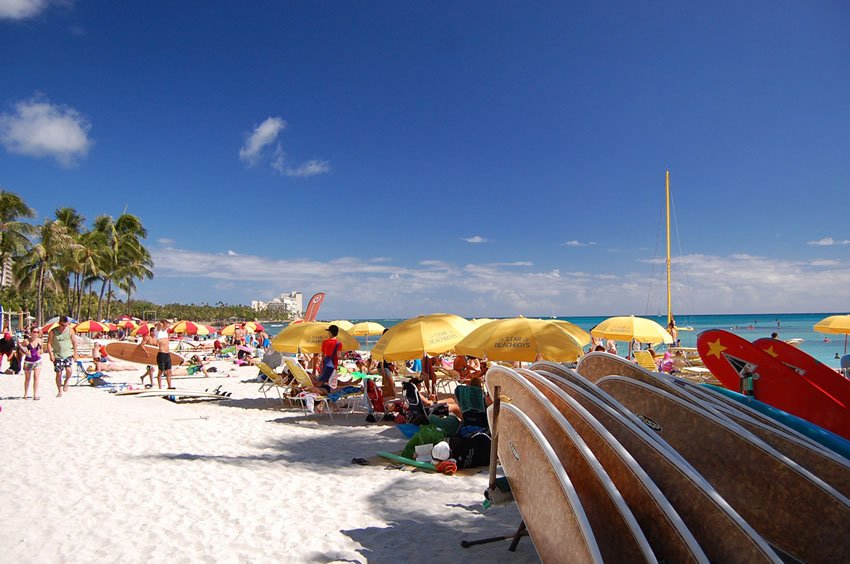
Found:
[431,441,451,462]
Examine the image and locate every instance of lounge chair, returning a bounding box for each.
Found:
[283,358,334,419]
[632,350,660,372]
[395,361,420,380]
[257,361,294,407]
[455,384,488,430]
[434,367,462,394]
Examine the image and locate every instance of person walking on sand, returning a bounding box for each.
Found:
[47,316,78,397]
[20,328,43,399]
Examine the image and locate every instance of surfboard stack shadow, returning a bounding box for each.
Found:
[472,352,850,563]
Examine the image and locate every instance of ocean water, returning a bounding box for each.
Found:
[265,312,849,368]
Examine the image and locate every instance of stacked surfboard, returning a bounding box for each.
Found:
[484,352,850,563]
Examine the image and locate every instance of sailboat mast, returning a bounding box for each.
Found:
[666,170,672,327]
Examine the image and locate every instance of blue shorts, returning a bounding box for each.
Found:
[318,364,335,384]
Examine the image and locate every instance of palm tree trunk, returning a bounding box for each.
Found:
[97,279,106,320]
[106,279,113,319]
[37,264,46,326]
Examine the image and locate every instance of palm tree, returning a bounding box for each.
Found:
[15,219,74,325]
[93,212,152,319]
[0,190,36,288]
[53,207,85,315]
[115,254,154,315]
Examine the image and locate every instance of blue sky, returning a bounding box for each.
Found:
[2,1,849,318]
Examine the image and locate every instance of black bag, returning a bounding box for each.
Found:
[448,432,491,469]
[9,354,21,374]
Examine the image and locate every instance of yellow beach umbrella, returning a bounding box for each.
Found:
[550,320,592,347]
[455,317,585,362]
[349,321,386,336]
[271,321,359,354]
[590,315,673,345]
[471,318,496,327]
[814,314,850,334]
[221,322,262,336]
[328,320,354,331]
[371,313,475,361]
[814,314,850,354]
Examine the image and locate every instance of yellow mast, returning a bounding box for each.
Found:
[666,170,672,327]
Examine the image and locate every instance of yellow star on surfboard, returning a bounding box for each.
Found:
[763,346,778,358]
[706,338,727,359]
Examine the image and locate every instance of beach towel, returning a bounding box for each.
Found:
[402,424,446,459]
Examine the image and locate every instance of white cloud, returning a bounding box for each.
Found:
[143,246,850,318]
[227,250,239,256]
[157,238,175,246]
[239,117,286,166]
[239,117,330,177]
[463,236,488,244]
[284,159,330,177]
[0,0,50,19]
[563,240,596,247]
[808,237,850,246]
[0,97,92,166]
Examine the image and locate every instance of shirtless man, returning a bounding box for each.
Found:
[142,320,173,388]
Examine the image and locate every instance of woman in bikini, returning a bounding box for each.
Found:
[20,328,43,400]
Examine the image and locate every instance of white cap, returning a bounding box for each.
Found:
[431,441,451,461]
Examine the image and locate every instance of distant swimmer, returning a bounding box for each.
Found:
[771,332,779,339]
[824,337,831,343]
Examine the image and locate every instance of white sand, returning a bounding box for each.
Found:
[0,359,536,563]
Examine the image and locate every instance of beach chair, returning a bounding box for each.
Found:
[283,358,333,419]
[633,350,660,372]
[257,362,294,407]
[395,361,420,380]
[434,367,462,394]
[74,360,96,386]
[455,384,488,431]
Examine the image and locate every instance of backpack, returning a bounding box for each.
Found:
[449,432,492,469]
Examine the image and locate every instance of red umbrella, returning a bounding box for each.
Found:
[118,320,138,330]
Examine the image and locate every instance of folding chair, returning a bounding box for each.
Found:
[74,360,95,386]
[257,362,294,407]
[283,358,334,420]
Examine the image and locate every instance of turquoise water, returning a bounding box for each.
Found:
[265,312,849,368]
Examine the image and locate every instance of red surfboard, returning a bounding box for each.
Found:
[697,329,849,440]
[753,338,850,409]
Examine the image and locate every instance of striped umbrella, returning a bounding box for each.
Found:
[74,320,111,333]
[132,322,156,337]
[170,320,214,335]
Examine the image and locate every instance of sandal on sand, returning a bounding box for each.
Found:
[33,397,40,400]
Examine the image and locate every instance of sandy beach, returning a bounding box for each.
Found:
[0,358,536,563]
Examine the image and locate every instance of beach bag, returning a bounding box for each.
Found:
[9,354,21,374]
[449,432,491,469]
[365,379,385,412]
